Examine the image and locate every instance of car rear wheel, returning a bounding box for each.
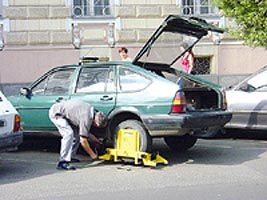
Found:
[114,120,152,152]
[164,135,197,152]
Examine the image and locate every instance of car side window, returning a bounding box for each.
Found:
[76,66,115,93]
[242,70,267,92]
[119,67,151,92]
[31,69,75,95]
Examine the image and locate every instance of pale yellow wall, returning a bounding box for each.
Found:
[1,0,266,84]
[218,44,267,74]
[114,3,180,44]
[120,0,177,5]
[0,49,79,83]
[3,2,71,45]
[9,0,66,6]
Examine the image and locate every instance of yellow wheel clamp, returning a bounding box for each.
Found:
[99,129,168,167]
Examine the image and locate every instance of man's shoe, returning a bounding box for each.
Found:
[70,158,80,163]
[57,161,76,170]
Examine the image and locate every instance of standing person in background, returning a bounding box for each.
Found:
[119,47,132,62]
[49,99,108,170]
[180,42,195,74]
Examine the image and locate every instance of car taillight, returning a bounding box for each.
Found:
[171,91,186,113]
[13,114,21,132]
[222,91,228,110]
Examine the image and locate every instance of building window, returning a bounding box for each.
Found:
[193,57,211,74]
[72,0,114,18]
[180,0,218,17]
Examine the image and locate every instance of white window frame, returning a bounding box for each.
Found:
[178,0,219,17]
[72,0,115,18]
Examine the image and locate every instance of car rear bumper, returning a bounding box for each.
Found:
[0,131,23,152]
[142,111,232,137]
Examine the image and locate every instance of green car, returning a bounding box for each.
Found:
[8,15,232,152]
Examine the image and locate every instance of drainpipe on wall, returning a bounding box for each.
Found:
[108,22,115,48]
[72,23,81,49]
[0,24,4,50]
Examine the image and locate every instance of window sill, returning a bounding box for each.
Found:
[72,16,116,24]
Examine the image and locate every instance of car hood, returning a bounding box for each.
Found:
[133,15,224,68]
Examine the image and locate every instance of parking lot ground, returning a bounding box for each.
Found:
[1,133,267,200]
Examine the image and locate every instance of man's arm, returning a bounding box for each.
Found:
[79,136,97,160]
[88,133,102,144]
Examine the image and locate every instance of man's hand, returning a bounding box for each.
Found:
[89,133,102,144]
[80,136,98,160]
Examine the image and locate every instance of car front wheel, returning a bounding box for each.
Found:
[114,120,152,152]
[164,135,197,152]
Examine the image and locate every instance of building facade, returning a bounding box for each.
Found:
[0,0,266,84]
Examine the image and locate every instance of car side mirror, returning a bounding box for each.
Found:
[20,87,32,98]
[239,83,255,92]
[239,84,248,91]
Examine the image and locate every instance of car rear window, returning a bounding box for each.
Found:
[119,67,151,91]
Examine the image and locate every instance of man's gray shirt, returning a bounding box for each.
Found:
[50,99,94,137]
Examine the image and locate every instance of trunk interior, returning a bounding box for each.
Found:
[183,87,219,111]
[162,71,220,111]
[141,64,221,111]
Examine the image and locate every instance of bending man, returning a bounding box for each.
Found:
[49,99,108,170]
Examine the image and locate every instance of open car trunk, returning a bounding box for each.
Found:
[132,15,225,112]
[180,80,220,111]
[163,68,223,111]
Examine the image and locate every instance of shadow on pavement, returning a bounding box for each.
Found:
[220,129,267,140]
[155,129,267,167]
[18,131,267,168]
[19,135,61,152]
[1,130,267,185]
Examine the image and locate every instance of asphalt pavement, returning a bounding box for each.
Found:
[1,132,267,200]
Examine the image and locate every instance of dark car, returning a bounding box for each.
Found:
[8,15,232,152]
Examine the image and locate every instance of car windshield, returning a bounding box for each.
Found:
[137,31,198,67]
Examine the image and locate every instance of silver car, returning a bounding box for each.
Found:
[225,65,267,130]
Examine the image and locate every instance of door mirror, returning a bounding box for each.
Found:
[239,83,255,92]
[20,87,32,97]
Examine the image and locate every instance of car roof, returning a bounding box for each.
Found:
[46,61,153,74]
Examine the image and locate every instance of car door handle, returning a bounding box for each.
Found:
[100,96,113,101]
[56,97,64,102]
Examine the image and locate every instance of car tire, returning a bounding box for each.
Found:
[114,120,152,152]
[164,135,197,152]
